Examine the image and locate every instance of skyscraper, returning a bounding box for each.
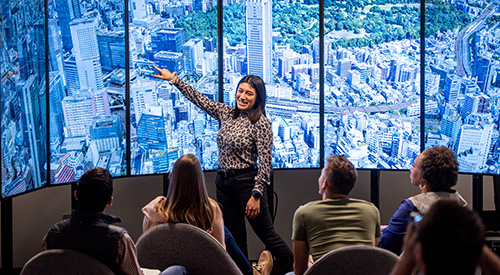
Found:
[424,71,440,96]
[389,59,402,83]
[54,0,82,51]
[441,114,462,141]
[456,123,493,172]
[64,55,80,94]
[183,39,204,75]
[131,80,158,123]
[89,115,124,152]
[444,74,461,103]
[48,19,65,76]
[337,60,352,78]
[462,93,490,120]
[70,18,104,91]
[154,51,184,73]
[129,0,147,19]
[22,75,47,189]
[49,72,66,150]
[149,28,185,58]
[474,56,492,92]
[62,91,96,137]
[97,30,129,72]
[137,107,167,151]
[246,0,272,83]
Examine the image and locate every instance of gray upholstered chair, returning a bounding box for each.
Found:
[136,223,242,275]
[304,245,399,275]
[20,249,114,275]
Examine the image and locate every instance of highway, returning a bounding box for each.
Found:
[455,3,497,77]
[266,97,416,117]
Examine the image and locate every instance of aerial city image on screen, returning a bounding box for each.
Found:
[425,0,500,175]
[42,0,500,182]
[1,0,47,197]
[48,0,127,183]
[129,0,423,172]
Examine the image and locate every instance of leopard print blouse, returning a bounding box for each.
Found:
[174,80,272,196]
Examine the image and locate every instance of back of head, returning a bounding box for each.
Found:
[76,168,113,212]
[418,199,484,275]
[162,154,213,231]
[420,146,458,192]
[325,155,357,195]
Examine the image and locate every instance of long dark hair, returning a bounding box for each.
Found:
[232,75,267,124]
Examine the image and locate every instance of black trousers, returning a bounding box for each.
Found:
[216,170,293,272]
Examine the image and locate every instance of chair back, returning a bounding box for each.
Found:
[136,223,242,275]
[304,245,399,275]
[20,249,114,275]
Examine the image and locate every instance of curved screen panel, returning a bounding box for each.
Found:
[129,0,220,174]
[48,0,127,184]
[323,0,421,169]
[1,0,47,198]
[223,0,320,169]
[424,0,500,174]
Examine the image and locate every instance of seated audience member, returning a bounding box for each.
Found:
[142,154,272,275]
[379,146,467,255]
[42,167,187,275]
[290,155,381,275]
[390,199,500,275]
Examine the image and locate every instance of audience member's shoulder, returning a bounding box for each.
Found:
[296,200,326,212]
[349,198,379,208]
[108,224,129,236]
[48,218,71,232]
[209,197,221,210]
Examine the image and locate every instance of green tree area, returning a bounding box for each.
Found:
[425,2,470,37]
[174,0,468,51]
[174,7,218,41]
[487,15,500,28]
[223,4,247,46]
[273,1,320,51]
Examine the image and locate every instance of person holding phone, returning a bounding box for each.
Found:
[152,66,293,273]
[391,199,488,275]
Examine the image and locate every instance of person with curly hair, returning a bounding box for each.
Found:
[379,146,467,255]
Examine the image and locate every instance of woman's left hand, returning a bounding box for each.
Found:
[245,197,260,219]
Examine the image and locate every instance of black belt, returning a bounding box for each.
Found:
[217,166,257,178]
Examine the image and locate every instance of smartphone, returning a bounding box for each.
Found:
[410,211,423,223]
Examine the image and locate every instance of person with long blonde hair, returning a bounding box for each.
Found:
[142,154,272,275]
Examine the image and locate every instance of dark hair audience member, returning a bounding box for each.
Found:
[379,146,467,255]
[391,199,498,275]
[43,168,187,275]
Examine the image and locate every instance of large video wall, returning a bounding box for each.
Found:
[2,0,500,198]
[47,0,127,184]
[424,1,500,175]
[129,1,219,174]
[323,0,421,170]
[1,0,47,198]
